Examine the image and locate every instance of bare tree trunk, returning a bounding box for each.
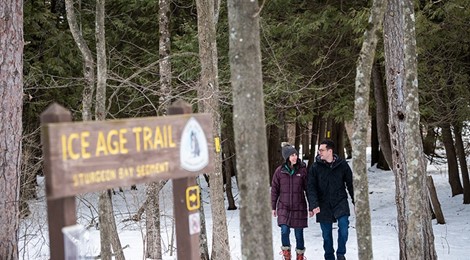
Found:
[371,113,379,166]
[197,177,210,260]
[222,137,237,210]
[195,0,230,258]
[308,111,321,168]
[383,0,437,259]
[146,181,166,259]
[64,0,94,121]
[98,191,111,260]
[440,123,463,196]
[427,176,445,224]
[158,0,172,112]
[227,0,273,258]
[422,126,437,158]
[335,121,345,159]
[294,113,301,151]
[318,114,326,142]
[95,0,124,258]
[452,122,470,204]
[372,62,392,168]
[95,0,106,121]
[302,125,310,159]
[0,0,23,257]
[351,0,385,259]
[145,0,173,257]
[268,124,283,182]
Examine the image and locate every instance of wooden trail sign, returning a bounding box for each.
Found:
[42,104,214,199]
[41,100,212,259]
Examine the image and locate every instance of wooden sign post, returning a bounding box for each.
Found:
[41,100,213,259]
[169,101,201,260]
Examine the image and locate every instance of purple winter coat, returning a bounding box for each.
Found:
[271,159,308,228]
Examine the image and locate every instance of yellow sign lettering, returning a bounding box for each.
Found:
[81,131,91,159]
[95,132,108,156]
[119,129,129,154]
[118,167,134,179]
[62,133,81,160]
[132,127,142,152]
[143,127,154,151]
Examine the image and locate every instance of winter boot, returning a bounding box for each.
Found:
[296,248,306,260]
[280,246,291,260]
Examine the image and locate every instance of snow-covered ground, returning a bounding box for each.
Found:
[20,158,470,259]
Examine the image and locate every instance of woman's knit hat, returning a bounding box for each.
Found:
[281,142,298,161]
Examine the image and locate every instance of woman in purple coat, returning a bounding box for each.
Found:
[271,143,308,260]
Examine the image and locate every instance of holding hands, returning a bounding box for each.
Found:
[309,207,320,217]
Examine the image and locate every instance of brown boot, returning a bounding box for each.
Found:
[280,246,291,260]
[296,248,306,260]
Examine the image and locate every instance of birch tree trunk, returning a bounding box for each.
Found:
[195,0,230,259]
[146,181,166,259]
[383,0,437,258]
[145,0,172,258]
[64,0,94,121]
[0,0,23,258]
[95,0,125,258]
[66,1,124,258]
[95,0,107,121]
[227,0,273,258]
[352,0,386,259]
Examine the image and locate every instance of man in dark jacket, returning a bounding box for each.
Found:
[272,143,308,260]
[307,139,354,260]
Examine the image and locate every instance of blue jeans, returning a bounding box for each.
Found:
[320,215,349,260]
[280,224,305,250]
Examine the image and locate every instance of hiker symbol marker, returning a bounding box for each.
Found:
[180,117,209,171]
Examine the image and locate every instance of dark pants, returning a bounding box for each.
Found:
[320,215,349,260]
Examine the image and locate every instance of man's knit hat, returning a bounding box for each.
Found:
[281,142,298,161]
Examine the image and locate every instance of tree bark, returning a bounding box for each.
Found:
[452,122,470,204]
[0,0,23,258]
[195,0,230,258]
[145,181,166,259]
[427,176,445,224]
[95,0,107,121]
[222,136,237,210]
[308,111,321,168]
[383,0,437,259]
[371,112,379,166]
[158,0,172,112]
[372,62,392,168]
[268,124,283,182]
[95,0,125,258]
[197,176,210,260]
[422,126,437,157]
[334,121,345,159]
[227,0,273,258]
[64,0,94,121]
[146,0,173,257]
[440,123,463,196]
[351,0,386,259]
[294,113,301,151]
[302,124,310,159]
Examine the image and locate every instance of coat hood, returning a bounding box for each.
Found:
[315,154,344,168]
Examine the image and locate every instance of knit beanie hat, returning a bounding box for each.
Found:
[281,143,298,161]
